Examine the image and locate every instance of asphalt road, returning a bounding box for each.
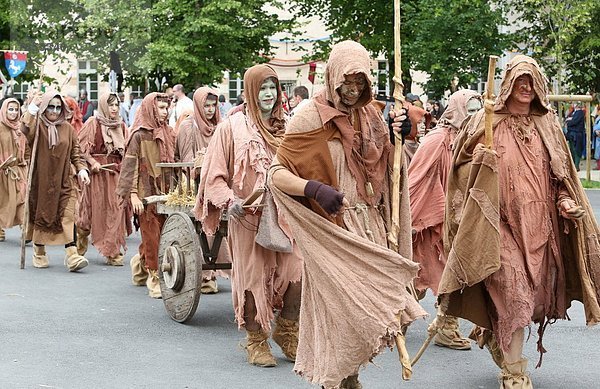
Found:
[2,192,600,389]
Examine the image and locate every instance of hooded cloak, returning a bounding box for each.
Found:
[408,89,481,294]
[0,98,27,228]
[440,55,600,358]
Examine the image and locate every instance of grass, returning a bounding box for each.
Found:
[580,178,600,189]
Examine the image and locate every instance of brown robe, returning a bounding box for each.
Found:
[273,40,426,388]
[0,98,27,228]
[77,93,132,258]
[117,92,175,270]
[440,55,600,360]
[21,92,87,245]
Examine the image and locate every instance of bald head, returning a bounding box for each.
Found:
[173,84,185,99]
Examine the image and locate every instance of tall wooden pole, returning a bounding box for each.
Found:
[390,0,413,381]
[484,56,499,148]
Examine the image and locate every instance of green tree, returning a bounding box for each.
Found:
[499,0,599,95]
[293,0,510,99]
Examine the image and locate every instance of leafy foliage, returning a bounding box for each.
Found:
[293,0,510,99]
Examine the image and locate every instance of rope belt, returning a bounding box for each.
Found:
[353,203,375,242]
[2,166,21,181]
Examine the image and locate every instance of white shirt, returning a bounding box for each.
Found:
[169,95,194,127]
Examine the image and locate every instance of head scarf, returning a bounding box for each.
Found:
[495,54,549,115]
[0,98,21,131]
[243,64,285,151]
[64,96,83,133]
[192,87,221,138]
[438,89,481,130]
[129,92,174,162]
[39,91,71,149]
[96,92,126,155]
[323,40,373,112]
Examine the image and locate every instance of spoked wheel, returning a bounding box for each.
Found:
[158,212,202,323]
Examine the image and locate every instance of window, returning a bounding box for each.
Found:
[9,81,30,101]
[78,60,99,101]
[229,76,244,104]
[377,61,390,97]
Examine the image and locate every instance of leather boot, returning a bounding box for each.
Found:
[500,359,533,389]
[106,253,124,266]
[339,374,362,389]
[272,316,299,361]
[130,253,148,286]
[0,228,5,241]
[64,246,89,272]
[146,269,162,299]
[469,325,504,368]
[434,315,472,350]
[200,278,219,294]
[76,227,90,256]
[245,329,277,367]
[32,244,49,268]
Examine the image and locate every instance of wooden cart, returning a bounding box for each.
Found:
[149,162,231,323]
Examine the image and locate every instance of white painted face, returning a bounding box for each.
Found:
[258,78,278,113]
[6,102,20,121]
[204,97,217,120]
[466,98,482,116]
[44,97,62,121]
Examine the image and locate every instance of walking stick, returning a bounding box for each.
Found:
[387,0,414,381]
[20,66,44,269]
[410,55,499,366]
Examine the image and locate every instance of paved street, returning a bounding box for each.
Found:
[2,192,600,389]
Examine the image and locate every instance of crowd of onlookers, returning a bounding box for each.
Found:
[563,102,600,171]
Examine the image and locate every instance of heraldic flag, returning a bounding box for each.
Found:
[4,51,27,78]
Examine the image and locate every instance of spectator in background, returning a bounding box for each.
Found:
[235,93,245,106]
[128,93,143,127]
[218,94,233,119]
[118,92,129,126]
[168,84,194,127]
[288,85,309,116]
[78,89,94,123]
[566,103,586,171]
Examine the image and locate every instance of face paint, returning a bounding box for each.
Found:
[339,73,367,106]
[156,101,169,123]
[6,102,19,121]
[466,98,482,116]
[45,97,62,121]
[204,97,217,120]
[509,74,535,105]
[258,79,278,113]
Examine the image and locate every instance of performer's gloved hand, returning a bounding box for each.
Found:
[77,169,90,186]
[304,180,345,215]
[27,103,40,116]
[227,198,245,219]
[389,108,411,141]
[559,198,585,220]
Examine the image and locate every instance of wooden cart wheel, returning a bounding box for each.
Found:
[158,212,202,323]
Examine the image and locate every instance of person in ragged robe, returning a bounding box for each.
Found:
[21,90,91,271]
[407,89,482,351]
[175,86,231,294]
[270,40,426,389]
[193,64,303,368]
[64,96,84,133]
[0,98,27,241]
[441,55,600,388]
[76,92,132,266]
[116,92,174,298]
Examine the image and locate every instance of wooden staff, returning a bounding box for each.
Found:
[389,0,413,381]
[20,66,44,269]
[484,56,499,148]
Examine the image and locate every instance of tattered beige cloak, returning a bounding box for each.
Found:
[77,93,132,258]
[0,98,27,228]
[193,65,302,331]
[21,91,87,245]
[440,56,600,359]
[408,90,481,295]
[273,40,426,388]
